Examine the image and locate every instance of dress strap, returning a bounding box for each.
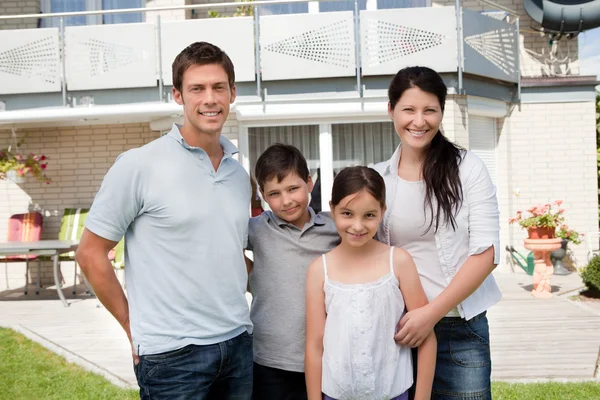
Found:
[389,246,395,275]
[322,254,329,281]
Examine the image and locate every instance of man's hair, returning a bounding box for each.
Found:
[255,144,310,191]
[171,42,235,92]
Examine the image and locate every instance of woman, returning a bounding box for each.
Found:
[374,66,501,400]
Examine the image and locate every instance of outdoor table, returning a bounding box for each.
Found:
[0,240,79,307]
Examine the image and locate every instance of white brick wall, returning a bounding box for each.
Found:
[496,101,598,270]
[0,0,39,30]
[442,95,469,148]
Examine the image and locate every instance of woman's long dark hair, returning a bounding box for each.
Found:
[388,66,463,232]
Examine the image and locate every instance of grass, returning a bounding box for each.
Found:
[1,327,599,399]
[493,381,600,399]
[0,327,137,400]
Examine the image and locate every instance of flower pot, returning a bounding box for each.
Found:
[527,227,555,239]
[551,238,571,275]
[5,169,24,183]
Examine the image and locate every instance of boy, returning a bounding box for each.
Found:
[247,144,340,400]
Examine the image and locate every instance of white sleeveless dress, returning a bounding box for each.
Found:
[321,247,413,400]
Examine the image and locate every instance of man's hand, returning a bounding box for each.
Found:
[122,317,140,365]
[394,305,437,348]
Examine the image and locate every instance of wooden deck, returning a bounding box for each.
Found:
[0,272,599,388]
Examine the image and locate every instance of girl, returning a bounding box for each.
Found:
[305,166,436,400]
[374,66,501,399]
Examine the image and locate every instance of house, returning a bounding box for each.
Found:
[0,0,597,289]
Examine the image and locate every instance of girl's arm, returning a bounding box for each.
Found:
[396,153,499,347]
[394,248,436,400]
[305,257,327,400]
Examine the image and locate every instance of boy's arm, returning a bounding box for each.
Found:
[305,257,326,400]
[394,248,437,400]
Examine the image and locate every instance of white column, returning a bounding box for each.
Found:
[238,125,251,175]
[319,124,334,212]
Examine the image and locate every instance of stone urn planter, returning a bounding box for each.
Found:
[550,239,571,275]
[523,232,562,299]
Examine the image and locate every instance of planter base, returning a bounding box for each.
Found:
[523,238,562,299]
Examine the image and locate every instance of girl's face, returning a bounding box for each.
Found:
[331,190,384,248]
[388,87,443,153]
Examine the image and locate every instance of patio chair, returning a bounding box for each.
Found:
[57,208,90,294]
[1,212,43,294]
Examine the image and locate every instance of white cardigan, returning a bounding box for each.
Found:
[373,145,502,320]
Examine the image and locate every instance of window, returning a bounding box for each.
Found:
[261,0,308,15]
[377,0,429,8]
[249,125,320,211]
[332,122,399,173]
[40,0,143,27]
[319,0,367,12]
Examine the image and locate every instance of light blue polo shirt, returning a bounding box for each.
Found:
[86,124,252,356]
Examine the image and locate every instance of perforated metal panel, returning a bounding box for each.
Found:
[360,8,457,76]
[463,10,518,83]
[160,18,255,86]
[0,28,61,95]
[260,12,356,81]
[65,23,156,91]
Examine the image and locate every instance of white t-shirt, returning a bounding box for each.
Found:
[389,177,460,317]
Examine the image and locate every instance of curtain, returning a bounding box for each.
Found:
[332,122,399,173]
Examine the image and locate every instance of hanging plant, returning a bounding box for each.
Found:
[0,130,51,184]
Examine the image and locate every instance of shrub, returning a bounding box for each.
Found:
[581,254,600,292]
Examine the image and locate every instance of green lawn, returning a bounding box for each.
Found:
[0,327,137,400]
[1,326,599,399]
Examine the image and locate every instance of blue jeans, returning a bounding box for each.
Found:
[432,312,492,400]
[134,331,253,400]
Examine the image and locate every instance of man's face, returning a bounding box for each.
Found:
[173,63,236,136]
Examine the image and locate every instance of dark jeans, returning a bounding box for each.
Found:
[252,363,307,400]
[134,331,253,400]
[410,312,492,400]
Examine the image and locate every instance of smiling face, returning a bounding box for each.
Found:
[173,63,236,136]
[261,171,314,229]
[389,86,443,153]
[331,190,384,248]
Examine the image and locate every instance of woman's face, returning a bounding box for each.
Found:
[388,87,443,153]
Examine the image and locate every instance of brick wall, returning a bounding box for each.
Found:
[0,0,39,30]
[433,0,579,77]
[496,101,598,269]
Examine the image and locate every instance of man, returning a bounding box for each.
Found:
[76,42,253,400]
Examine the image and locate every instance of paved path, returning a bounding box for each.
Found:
[1,271,599,389]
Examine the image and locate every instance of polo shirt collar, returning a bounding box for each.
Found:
[270,207,325,229]
[167,123,239,157]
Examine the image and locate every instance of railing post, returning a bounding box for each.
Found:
[455,0,463,94]
[254,6,262,100]
[59,17,67,106]
[157,15,164,101]
[516,16,521,109]
[353,0,362,97]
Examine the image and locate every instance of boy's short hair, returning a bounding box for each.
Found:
[255,144,310,190]
[172,41,235,93]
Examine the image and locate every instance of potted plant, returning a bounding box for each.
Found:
[551,224,583,275]
[0,147,51,184]
[508,200,565,239]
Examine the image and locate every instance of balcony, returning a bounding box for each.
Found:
[0,5,519,111]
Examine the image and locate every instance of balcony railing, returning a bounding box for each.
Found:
[0,1,519,98]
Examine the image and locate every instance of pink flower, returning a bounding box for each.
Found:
[558,208,565,214]
[555,200,563,206]
[41,164,47,170]
[527,206,536,213]
[40,155,46,161]
[17,168,24,176]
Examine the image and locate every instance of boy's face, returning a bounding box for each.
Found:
[261,172,314,229]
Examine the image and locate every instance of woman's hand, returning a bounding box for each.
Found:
[394,304,437,348]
